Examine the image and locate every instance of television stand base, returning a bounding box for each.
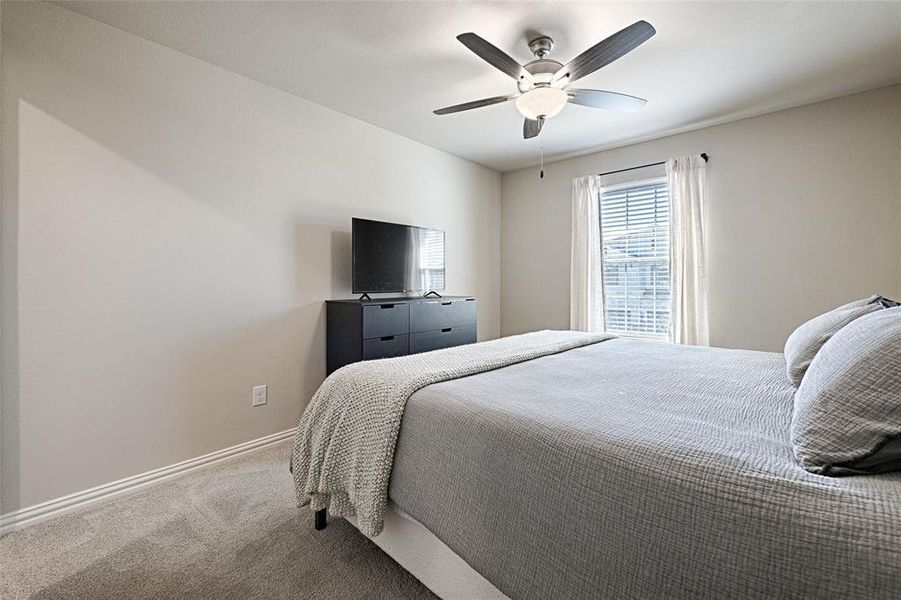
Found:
[358,293,372,302]
[422,291,442,298]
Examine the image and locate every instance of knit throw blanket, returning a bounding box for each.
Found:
[290,329,612,536]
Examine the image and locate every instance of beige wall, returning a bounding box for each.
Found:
[0,3,501,513]
[502,85,901,351]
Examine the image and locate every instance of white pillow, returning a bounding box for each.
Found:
[791,307,901,475]
[783,296,882,387]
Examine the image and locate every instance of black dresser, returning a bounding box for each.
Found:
[326,296,477,375]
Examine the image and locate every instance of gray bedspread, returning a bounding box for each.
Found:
[292,330,610,536]
[388,338,901,599]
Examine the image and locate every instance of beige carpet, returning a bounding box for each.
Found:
[0,440,436,599]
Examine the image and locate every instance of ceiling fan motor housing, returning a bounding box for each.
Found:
[518,59,564,92]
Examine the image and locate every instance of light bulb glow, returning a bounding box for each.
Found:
[515,86,567,120]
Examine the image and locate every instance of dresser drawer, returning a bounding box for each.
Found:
[362,303,410,339]
[409,299,477,333]
[409,325,477,354]
[362,334,409,360]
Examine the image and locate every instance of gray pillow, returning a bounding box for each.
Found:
[783,295,883,387]
[791,307,901,475]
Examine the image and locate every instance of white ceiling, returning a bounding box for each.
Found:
[56,1,901,172]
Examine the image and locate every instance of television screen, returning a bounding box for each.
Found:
[352,218,446,293]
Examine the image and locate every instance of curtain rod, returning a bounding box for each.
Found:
[598,153,708,177]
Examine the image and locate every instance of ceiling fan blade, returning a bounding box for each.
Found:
[457,33,533,83]
[553,20,656,85]
[523,118,543,139]
[567,89,647,111]
[434,95,514,115]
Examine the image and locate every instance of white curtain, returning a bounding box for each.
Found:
[666,155,709,345]
[570,175,606,332]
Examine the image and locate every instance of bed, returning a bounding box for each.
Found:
[294,334,901,599]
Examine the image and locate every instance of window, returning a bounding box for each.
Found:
[599,178,670,339]
[417,228,446,291]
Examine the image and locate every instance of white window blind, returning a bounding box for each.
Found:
[418,229,446,291]
[600,178,671,339]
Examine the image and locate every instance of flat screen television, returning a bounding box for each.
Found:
[352,218,446,294]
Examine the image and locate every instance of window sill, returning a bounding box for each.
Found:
[608,331,671,342]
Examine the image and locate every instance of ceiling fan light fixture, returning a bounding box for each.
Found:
[515,86,567,121]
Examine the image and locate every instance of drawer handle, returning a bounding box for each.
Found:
[380,335,395,341]
[441,301,452,306]
[441,328,452,333]
[380,304,395,309]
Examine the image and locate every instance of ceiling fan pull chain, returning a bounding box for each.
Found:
[539,119,545,179]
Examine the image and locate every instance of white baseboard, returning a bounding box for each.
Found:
[0,427,297,536]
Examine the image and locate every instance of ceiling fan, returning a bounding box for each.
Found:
[434,21,656,140]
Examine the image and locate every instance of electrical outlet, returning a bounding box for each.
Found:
[252,385,267,407]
